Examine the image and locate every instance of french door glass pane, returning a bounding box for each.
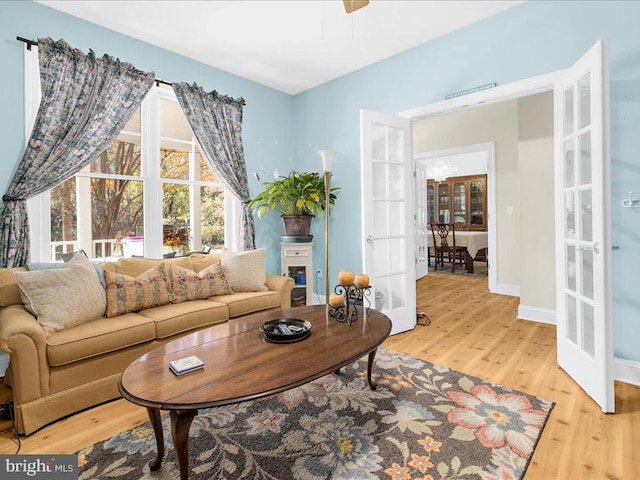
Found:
[566,245,576,292]
[373,200,389,237]
[389,164,404,199]
[563,86,574,137]
[372,162,387,198]
[372,124,386,160]
[389,201,405,235]
[567,294,577,344]
[579,133,592,185]
[580,190,593,242]
[578,73,591,129]
[391,273,407,308]
[390,238,406,273]
[582,302,595,358]
[388,126,402,163]
[374,276,390,311]
[581,249,594,300]
[374,239,390,280]
[565,191,575,239]
[564,139,575,187]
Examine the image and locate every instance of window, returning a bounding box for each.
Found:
[24,46,236,262]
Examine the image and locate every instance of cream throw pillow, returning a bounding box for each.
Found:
[13,254,107,335]
[221,247,268,292]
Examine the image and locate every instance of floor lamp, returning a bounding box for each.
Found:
[319,150,335,304]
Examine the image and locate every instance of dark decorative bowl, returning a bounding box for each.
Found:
[260,318,312,343]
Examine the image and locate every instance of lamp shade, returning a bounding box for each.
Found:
[319,150,336,172]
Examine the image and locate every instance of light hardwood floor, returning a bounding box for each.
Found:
[1,271,639,479]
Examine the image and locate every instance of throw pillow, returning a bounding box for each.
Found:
[104,263,174,318]
[169,262,232,303]
[221,247,268,292]
[13,254,107,335]
[27,259,107,289]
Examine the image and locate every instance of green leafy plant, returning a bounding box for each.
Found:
[249,170,339,218]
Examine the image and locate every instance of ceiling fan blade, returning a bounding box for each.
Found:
[343,0,369,14]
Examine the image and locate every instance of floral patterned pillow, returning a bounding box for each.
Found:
[169,261,232,303]
[104,264,174,318]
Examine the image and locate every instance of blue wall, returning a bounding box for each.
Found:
[292,1,640,362]
[0,0,293,274]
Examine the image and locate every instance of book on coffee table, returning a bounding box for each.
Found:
[169,355,204,375]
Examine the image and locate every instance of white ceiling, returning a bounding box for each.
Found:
[37,0,524,95]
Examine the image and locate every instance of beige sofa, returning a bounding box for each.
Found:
[0,254,294,435]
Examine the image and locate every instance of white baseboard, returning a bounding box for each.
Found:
[0,352,9,377]
[614,357,640,386]
[493,283,520,297]
[517,305,556,325]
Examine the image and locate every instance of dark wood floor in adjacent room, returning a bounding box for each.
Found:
[1,270,639,479]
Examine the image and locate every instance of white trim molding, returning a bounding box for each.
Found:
[614,358,640,386]
[517,305,556,325]
[494,284,520,297]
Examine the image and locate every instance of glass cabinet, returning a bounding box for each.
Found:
[427,175,487,231]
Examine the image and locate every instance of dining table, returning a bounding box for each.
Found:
[427,230,488,273]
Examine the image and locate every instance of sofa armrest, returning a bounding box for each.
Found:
[0,305,50,403]
[265,274,295,310]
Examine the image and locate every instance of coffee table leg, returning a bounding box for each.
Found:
[367,349,378,390]
[170,409,198,480]
[147,407,164,471]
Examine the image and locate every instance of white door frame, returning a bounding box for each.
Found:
[415,142,496,292]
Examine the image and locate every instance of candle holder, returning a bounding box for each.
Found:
[329,284,372,326]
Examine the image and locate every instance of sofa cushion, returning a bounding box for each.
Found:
[189,253,221,274]
[137,300,229,339]
[208,291,282,318]
[13,255,106,335]
[105,264,174,318]
[169,262,232,303]
[221,247,268,292]
[114,256,193,278]
[46,313,155,367]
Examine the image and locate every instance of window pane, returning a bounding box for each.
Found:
[122,107,141,134]
[579,133,592,185]
[160,98,192,142]
[89,137,141,176]
[564,139,574,187]
[198,151,218,183]
[92,178,144,258]
[161,148,190,180]
[163,183,191,252]
[50,178,78,261]
[563,86,574,137]
[201,186,225,247]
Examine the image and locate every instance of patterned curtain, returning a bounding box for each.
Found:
[0,38,154,268]
[172,83,255,251]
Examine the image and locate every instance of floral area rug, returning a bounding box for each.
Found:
[78,348,553,480]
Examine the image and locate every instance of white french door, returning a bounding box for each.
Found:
[361,109,416,335]
[415,162,429,279]
[554,41,614,412]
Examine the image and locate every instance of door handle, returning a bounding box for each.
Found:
[366,235,381,244]
[577,242,600,253]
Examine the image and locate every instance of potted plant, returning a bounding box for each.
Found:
[249,170,339,238]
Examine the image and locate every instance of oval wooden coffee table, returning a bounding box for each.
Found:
[119,304,392,480]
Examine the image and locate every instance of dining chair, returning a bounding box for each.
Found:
[430,222,468,273]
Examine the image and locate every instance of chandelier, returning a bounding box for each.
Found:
[426,160,457,182]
